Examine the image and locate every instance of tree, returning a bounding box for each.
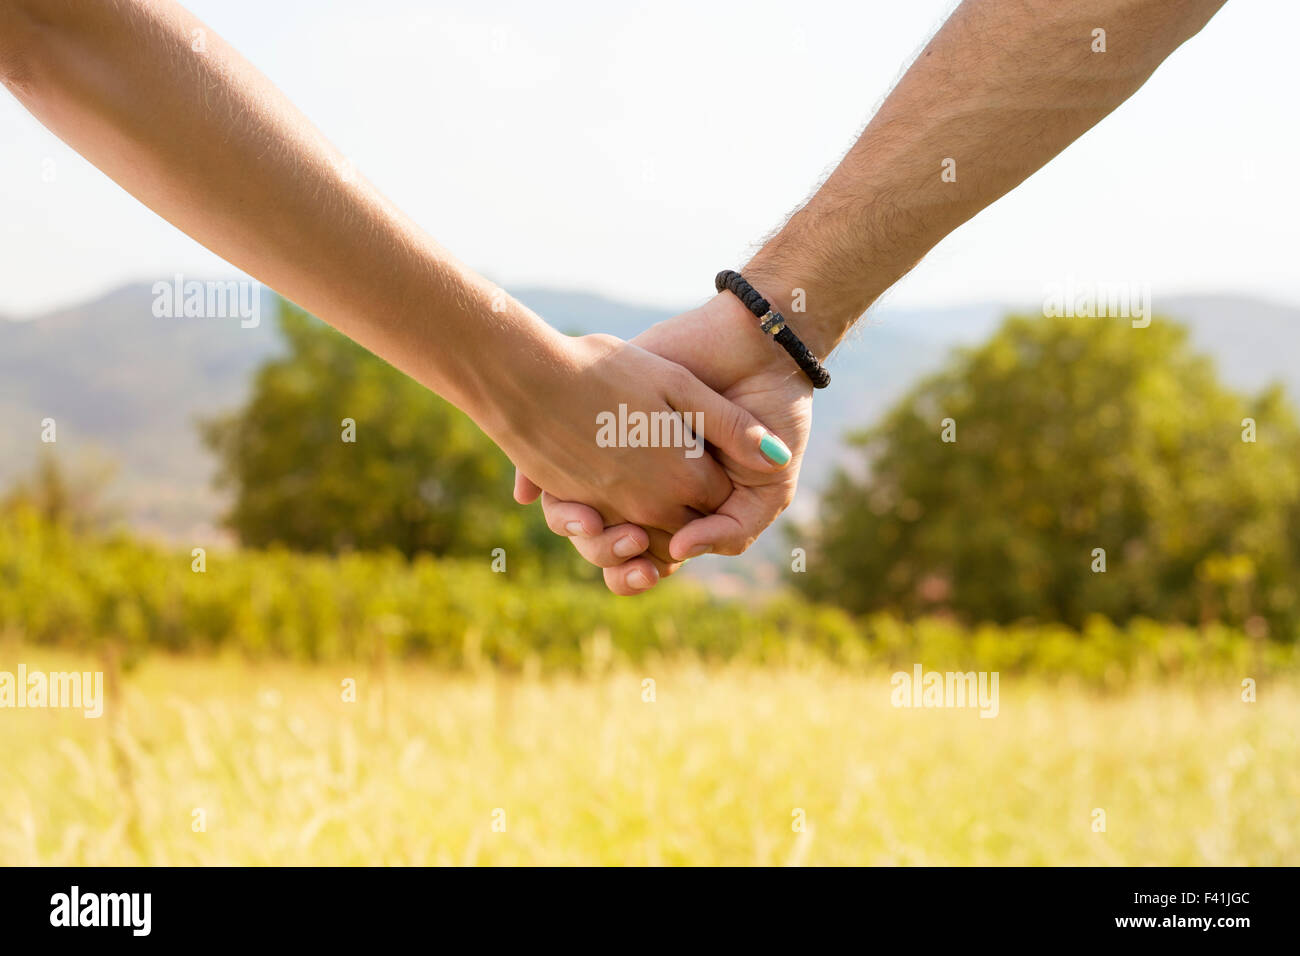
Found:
[793,314,1300,636]
[2,450,119,533]
[202,299,572,564]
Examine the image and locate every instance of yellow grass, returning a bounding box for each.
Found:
[1,646,1296,865]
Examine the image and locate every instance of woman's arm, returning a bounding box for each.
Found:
[0,0,790,561]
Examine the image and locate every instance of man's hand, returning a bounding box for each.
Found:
[515,292,812,594]
[501,329,799,581]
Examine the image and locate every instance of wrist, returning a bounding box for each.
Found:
[461,301,575,446]
[631,291,794,396]
[699,291,797,384]
[740,262,855,361]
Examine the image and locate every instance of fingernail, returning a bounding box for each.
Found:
[682,544,712,560]
[759,432,791,466]
[613,535,641,558]
[627,568,656,590]
[564,521,585,536]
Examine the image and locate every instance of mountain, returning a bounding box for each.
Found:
[1158,295,1300,398]
[0,283,283,538]
[3,283,1297,559]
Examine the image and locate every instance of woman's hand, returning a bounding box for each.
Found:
[495,327,794,591]
[515,293,813,593]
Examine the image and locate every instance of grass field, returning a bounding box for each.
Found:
[1,646,1296,865]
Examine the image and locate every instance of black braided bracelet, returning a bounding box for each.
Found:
[715,270,831,389]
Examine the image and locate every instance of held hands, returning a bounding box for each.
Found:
[492,325,797,591]
[514,292,813,594]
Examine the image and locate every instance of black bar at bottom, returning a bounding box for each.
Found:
[0,865,1287,943]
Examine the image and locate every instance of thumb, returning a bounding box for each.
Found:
[667,372,792,473]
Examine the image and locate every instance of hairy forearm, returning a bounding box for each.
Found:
[743,0,1228,356]
[0,0,557,433]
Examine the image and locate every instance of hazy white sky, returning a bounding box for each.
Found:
[1,0,1296,317]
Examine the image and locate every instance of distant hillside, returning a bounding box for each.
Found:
[0,284,283,539]
[1158,294,1300,398]
[3,282,1297,559]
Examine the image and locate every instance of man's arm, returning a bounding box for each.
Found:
[538,0,1229,584]
[744,0,1228,352]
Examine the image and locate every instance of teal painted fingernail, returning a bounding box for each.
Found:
[759,432,791,466]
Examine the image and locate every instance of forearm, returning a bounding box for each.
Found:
[743,0,1227,356]
[0,0,554,434]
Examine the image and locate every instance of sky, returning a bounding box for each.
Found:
[1,0,1297,318]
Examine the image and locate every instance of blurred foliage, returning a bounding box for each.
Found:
[793,315,1300,637]
[1,509,1293,683]
[201,299,571,563]
[1,449,119,534]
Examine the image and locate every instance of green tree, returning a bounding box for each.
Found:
[793,314,1300,637]
[202,299,572,564]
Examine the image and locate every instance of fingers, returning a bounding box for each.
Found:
[537,492,683,593]
[664,370,793,475]
[643,528,678,569]
[523,454,701,592]
[604,534,684,593]
[513,470,543,505]
[539,492,681,571]
[603,557,661,596]
[668,485,789,560]
[540,491,603,537]
[668,512,741,560]
[540,492,645,563]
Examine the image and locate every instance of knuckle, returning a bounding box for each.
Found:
[719,404,748,446]
[684,481,718,515]
[647,504,689,533]
[777,489,796,516]
[665,361,694,393]
[714,534,751,558]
